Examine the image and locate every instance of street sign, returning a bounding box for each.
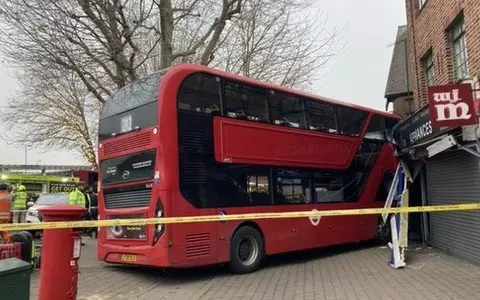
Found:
[49,182,77,193]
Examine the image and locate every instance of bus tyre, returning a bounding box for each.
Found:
[229,226,264,274]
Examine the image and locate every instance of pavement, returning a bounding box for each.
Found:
[29,237,480,300]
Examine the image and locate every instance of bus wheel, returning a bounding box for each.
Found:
[229,226,264,274]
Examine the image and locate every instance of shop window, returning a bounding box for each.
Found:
[224,81,269,123]
[178,73,222,115]
[305,99,338,133]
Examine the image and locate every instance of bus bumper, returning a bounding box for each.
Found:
[98,242,169,267]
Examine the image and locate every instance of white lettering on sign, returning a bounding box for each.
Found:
[106,166,117,175]
[409,121,432,144]
[432,89,472,122]
[120,115,133,133]
[50,183,77,193]
[132,160,152,169]
[73,238,81,259]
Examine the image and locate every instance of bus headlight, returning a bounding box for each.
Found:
[156,209,163,232]
[110,226,123,237]
[153,200,165,245]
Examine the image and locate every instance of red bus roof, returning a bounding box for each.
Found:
[164,64,401,120]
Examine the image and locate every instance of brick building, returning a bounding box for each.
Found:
[387,0,480,115]
[384,0,480,266]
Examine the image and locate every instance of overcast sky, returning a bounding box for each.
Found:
[0,1,407,166]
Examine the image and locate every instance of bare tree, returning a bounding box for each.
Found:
[0,0,243,102]
[0,0,244,165]
[1,68,100,168]
[0,0,341,165]
[212,0,341,89]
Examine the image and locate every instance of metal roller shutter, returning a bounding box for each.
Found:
[426,148,480,265]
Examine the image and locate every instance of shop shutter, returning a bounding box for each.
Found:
[426,148,480,265]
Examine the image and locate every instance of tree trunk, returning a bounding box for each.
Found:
[159,0,174,69]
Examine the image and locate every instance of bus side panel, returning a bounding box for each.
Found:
[213,117,359,169]
[215,208,300,262]
[215,145,398,258]
[215,205,354,259]
[168,191,219,267]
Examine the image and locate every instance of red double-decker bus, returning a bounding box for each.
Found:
[97,64,400,273]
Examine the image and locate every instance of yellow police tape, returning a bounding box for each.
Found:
[2,203,480,232]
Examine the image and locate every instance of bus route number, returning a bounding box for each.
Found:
[120,115,132,133]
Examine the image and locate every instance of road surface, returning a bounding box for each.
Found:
[30,238,480,299]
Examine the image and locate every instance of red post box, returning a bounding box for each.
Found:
[38,205,87,300]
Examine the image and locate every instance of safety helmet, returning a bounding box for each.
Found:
[17,185,26,191]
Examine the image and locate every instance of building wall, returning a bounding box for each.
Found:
[391,96,415,119]
[405,0,480,111]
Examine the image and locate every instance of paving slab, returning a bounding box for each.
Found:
[29,238,480,300]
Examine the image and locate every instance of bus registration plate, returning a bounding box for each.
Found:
[120,254,137,263]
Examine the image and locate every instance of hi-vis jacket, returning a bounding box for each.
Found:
[69,188,86,207]
[13,185,28,210]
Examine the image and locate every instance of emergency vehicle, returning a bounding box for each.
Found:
[0,173,80,196]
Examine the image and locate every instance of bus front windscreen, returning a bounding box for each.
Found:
[98,70,166,141]
[100,150,157,186]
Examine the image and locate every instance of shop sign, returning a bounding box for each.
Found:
[428,83,477,127]
[392,106,450,150]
